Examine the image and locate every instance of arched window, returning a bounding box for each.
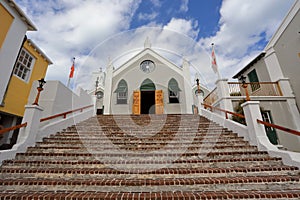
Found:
[114,79,128,104]
[168,78,181,103]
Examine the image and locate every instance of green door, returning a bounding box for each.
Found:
[261,111,278,145]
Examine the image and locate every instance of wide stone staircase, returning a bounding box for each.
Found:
[0,114,300,199]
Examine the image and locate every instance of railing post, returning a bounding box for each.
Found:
[92,94,97,116]
[16,105,43,149]
[241,101,277,150]
[196,92,204,115]
[215,79,233,114]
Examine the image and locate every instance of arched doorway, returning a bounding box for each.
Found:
[140,79,156,114]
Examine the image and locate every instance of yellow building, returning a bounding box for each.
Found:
[0,1,52,149]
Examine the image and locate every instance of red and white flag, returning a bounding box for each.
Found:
[211,44,218,74]
[69,57,75,78]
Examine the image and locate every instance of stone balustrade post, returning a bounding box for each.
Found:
[16,105,43,147]
[241,101,277,151]
[215,79,233,113]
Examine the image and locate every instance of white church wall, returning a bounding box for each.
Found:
[28,80,93,120]
[111,54,188,114]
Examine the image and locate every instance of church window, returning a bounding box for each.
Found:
[115,79,128,104]
[13,48,35,82]
[168,78,181,103]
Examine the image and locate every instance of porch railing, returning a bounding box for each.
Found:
[202,103,245,120]
[40,105,94,122]
[228,82,283,97]
[257,119,300,137]
[203,87,218,105]
[0,123,28,135]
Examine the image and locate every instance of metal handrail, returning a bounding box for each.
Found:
[202,103,245,119]
[257,119,300,137]
[40,105,93,122]
[0,123,28,135]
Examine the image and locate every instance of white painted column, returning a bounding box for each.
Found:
[182,59,193,114]
[16,105,43,148]
[103,60,113,115]
[241,101,277,151]
[265,48,300,131]
[92,94,97,116]
[264,47,285,81]
[215,79,233,112]
[196,92,204,115]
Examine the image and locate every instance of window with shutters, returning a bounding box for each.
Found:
[115,79,128,104]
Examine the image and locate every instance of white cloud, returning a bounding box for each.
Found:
[199,0,294,81]
[150,0,162,7]
[163,18,199,39]
[16,0,141,87]
[138,12,158,21]
[15,0,295,90]
[180,0,189,12]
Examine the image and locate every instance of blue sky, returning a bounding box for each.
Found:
[16,0,295,89]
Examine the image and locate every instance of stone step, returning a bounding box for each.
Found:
[36,140,250,147]
[0,165,298,180]
[13,152,273,165]
[2,157,283,169]
[0,175,299,192]
[1,114,299,199]
[0,190,299,199]
[26,146,258,154]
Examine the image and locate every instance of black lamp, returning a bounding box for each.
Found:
[196,78,201,94]
[239,75,246,85]
[38,78,46,89]
[33,78,46,106]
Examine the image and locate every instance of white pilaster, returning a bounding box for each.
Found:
[103,60,113,114]
[182,59,193,114]
[92,94,97,116]
[264,47,284,82]
[196,92,204,115]
[215,79,233,112]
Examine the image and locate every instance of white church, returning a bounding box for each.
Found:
[90,38,210,115]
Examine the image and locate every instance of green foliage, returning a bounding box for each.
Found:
[232,99,246,125]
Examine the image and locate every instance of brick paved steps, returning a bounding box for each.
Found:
[0,175,299,192]
[2,157,283,170]
[1,165,298,180]
[0,190,300,200]
[0,114,300,199]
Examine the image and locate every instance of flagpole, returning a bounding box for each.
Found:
[67,78,71,88]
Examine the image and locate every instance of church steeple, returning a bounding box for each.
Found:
[144,37,151,49]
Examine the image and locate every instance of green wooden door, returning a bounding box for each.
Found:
[262,111,278,145]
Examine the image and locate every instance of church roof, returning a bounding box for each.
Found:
[113,47,183,77]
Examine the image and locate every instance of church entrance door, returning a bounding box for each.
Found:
[140,79,156,114]
[132,79,164,115]
[141,91,155,114]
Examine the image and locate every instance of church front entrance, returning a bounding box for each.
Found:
[132,79,164,115]
[141,91,155,114]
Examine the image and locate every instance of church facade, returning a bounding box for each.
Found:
[90,40,209,115]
